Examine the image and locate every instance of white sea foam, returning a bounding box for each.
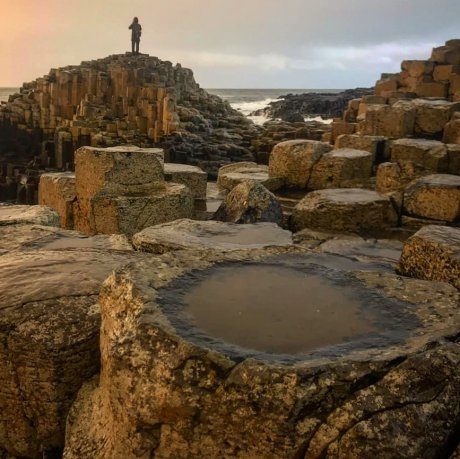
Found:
[229,97,334,126]
[230,97,281,125]
[305,116,334,124]
[230,97,281,116]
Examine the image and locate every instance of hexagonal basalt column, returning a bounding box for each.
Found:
[164,163,208,199]
[64,247,460,459]
[217,162,284,192]
[38,172,76,229]
[74,146,193,237]
[291,188,398,232]
[308,148,373,190]
[397,225,460,289]
[391,139,448,173]
[269,140,332,189]
[403,174,460,222]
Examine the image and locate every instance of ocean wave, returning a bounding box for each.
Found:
[230,98,281,116]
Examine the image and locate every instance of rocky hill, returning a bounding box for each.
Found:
[0,53,256,177]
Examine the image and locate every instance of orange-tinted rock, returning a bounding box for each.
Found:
[268,140,332,189]
[397,225,460,289]
[391,139,448,172]
[38,172,76,229]
[403,174,460,222]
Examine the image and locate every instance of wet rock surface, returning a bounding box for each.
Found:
[132,219,292,254]
[62,246,460,459]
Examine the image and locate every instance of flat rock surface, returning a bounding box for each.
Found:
[0,205,60,227]
[217,162,284,192]
[292,188,398,232]
[0,224,132,254]
[63,246,460,459]
[132,219,293,253]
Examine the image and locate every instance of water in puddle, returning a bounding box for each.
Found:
[184,265,379,354]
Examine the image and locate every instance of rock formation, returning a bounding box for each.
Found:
[0,205,143,458]
[2,40,460,459]
[215,181,284,226]
[0,53,257,203]
[62,246,460,459]
[251,88,374,121]
[39,145,197,238]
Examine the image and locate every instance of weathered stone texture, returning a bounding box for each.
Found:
[360,102,416,139]
[292,188,398,232]
[215,181,283,225]
[75,183,193,238]
[334,134,388,163]
[73,146,193,237]
[38,172,76,229]
[447,143,460,174]
[397,225,460,289]
[412,99,460,136]
[0,205,59,227]
[403,174,460,222]
[308,148,373,190]
[268,140,332,188]
[391,138,449,172]
[330,120,357,143]
[164,163,207,199]
[443,117,460,144]
[376,161,428,194]
[62,248,460,459]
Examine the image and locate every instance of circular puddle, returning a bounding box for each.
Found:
[157,255,419,361]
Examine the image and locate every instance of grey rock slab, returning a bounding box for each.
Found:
[0,205,60,227]
[132,219,293,253]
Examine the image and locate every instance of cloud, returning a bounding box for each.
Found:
[169,41,438,74]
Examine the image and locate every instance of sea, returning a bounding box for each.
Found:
[0,87,340,125]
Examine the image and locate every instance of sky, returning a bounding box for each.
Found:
[1,0,460,89]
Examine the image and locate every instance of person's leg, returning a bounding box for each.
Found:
[131,40,135,54]
[136,39,140,55]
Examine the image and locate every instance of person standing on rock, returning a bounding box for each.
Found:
[129,17,142,55]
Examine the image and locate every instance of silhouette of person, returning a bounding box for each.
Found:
[129,17,142,55]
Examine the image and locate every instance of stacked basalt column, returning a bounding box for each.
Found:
[0,55,189,170]
[321,40,460,230]
[39,146,195,238]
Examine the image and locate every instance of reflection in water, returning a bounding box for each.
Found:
[185,265,378,354]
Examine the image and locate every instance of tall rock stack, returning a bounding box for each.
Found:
[0,54,256,203]
[317,39,460,230]
[329,39,460,144]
